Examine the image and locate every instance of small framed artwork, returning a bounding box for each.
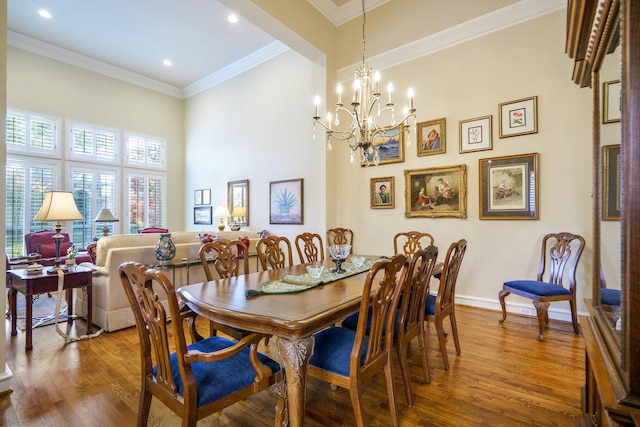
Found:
[603,80,621,124]
[498,96,538,138]
[370,176,395,209]
[201,188,211,205]
[362,127,405,166]
[194,190,203,206]
[270,178,303,224]
[228,179,250,226]
[417,118,446,156]
[404,164,467,218]
[459,115,493,153]
[479,153,539,220]
[603,144,621,220]
[194,206,213,225]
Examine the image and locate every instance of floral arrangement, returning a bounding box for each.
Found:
[66,244,78,260]
[197,233,217,245]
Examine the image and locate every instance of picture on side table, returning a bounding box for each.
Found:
[404,164,467,218]
[370,176,395,209]
[479,153,539,220]
[270,178,303,224]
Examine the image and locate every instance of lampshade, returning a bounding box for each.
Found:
[214,205,230,217]
[231,206,246,217]
[94,208,119,223]
[34,191,84,222]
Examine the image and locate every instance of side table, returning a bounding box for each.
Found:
[8,265,93,351]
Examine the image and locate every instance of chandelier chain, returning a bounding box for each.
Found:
[361,0,366,66]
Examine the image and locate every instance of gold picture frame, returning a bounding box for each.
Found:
[404,164,467,218]
[227,179,249,226]
[603,80,621,124]
[361,127,405,166]
[417,117,446,156]
[498,96,538,138]
[370,176,395,209]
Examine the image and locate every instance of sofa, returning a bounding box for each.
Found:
[76,230,260,332]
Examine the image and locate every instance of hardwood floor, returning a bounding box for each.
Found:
[1,304,585,426]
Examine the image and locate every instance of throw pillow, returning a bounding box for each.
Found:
[38,242,73,258]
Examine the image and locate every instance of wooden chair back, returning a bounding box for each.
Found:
[295,232,324,264]
[536,232,585,290]
[199,239,249,281]
[326,228,354,254]
[119,261,286,426]
[256,235,293,271]
[393,231,435,258]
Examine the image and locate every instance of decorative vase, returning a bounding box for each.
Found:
[155,233,176,267]
[238,236,250,257]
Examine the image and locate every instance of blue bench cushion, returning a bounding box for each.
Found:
[504,280,572,297]
[310,327,368,377]
[154,336,280,407]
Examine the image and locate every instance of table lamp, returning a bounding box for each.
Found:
[33,190,85,271]
[230,206,246,231]
[94,208,119,237]
[213,205,230,231]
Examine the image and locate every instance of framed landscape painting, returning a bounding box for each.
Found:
[269,178,303,224]
[404,164,467,218]
[479,153,539,219]
[362,127,405,166]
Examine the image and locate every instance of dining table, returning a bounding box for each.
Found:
[177,256,443,426]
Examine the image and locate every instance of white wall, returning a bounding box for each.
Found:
[183,49,327,259]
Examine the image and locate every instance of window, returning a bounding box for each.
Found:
[6,110,61,157]
[67,121,119,164]
[124,132,166,169]
[5,158,60,257]
[126,171,166,233]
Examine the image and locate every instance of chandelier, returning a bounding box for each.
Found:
[313,0,416,166]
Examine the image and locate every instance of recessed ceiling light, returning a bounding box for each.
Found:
[38,9,52,19]
[163,59,172,67]
[228,14,238,24]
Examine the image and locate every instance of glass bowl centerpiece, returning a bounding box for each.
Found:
[328,244,351,274]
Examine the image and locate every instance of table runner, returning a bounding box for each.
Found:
[245,257,382,297]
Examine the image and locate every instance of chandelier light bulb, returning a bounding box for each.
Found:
[314,95,321,117]
[408,87,415,109]
[387,82,394,104]
[326,112,332,130]
[336,83,343,104]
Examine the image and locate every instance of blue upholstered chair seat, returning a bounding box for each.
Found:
[601,288,621,306]
[425,293,436,316]
[309,327,369,377]
[341,307,401,337]
[503,280,572,297]
[154,336,280,407]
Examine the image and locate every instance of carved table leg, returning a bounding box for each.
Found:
[276,336,314,427]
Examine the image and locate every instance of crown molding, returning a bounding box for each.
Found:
[337,0,566,82]
[307,0,390,26]
[7,30,183,98]
[183,41,290,98]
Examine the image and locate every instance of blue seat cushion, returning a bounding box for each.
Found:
[341,307,401,337]
[503,280,572,297]
[153,336,280,407]
[425,293,436,316]
[601,288,621,306]
[309,327,368,377]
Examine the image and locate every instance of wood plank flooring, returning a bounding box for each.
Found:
[1,304,585,426]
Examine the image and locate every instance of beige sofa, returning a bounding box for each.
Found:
[76,231,259,332]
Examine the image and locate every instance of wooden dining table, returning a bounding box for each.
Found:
[177,257,443,426]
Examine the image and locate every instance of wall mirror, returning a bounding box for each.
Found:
[227,179,249,227]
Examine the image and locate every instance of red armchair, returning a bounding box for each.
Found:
[138,227,169,234]
[23,230,92,265]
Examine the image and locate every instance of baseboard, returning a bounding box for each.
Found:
[455,294,586,323]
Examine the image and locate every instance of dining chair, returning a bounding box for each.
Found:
[199,239,252,340]
[256,235,293,271]
[119,262,287,427]
[499,232,585,341]
[326,228,354,254]
[294,232,324,264]
[425,239,467,370]
[308,254,408,427]
[393,231,435,258]
[395,245,439,405]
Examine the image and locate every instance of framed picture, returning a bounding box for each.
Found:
[201,188,211,205]
[459,115,493,153]
[194,190,202,206]
[404,164,467,218]
[479,153,539,220]
[362,127,405,166]
[228,179,249,226]
[603,144,621,220]
[370,176,395,209]
[603,80,621,124]
[417,118,446,156]
[194,206,212,225]
[498,96,538,138]
[270,178,303,224]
